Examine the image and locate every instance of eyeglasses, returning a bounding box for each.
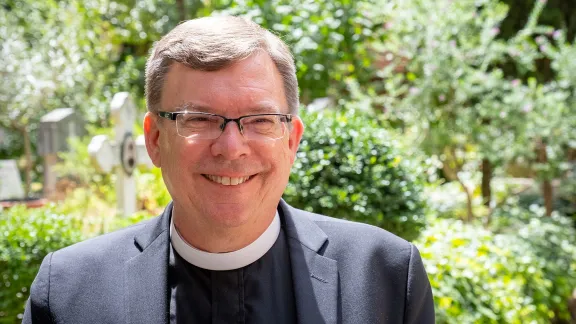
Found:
[157,111,294,140]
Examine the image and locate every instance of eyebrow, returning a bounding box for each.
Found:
[172,102,284,114]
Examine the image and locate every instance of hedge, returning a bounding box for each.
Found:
[418,207,576,323]
[284,108,427,241]
[0,204,84,323]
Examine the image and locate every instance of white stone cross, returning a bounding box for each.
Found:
[88,92,153,217]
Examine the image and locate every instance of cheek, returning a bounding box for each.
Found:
[280,138,295,167]
[160,140,194,176]
[266,141,294,174]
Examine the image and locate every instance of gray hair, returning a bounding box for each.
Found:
[145,16,299,114]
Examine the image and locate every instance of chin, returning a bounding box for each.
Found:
[204,203,255,228]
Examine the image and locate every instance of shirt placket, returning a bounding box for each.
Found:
[211,270,245,324]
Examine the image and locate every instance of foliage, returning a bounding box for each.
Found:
[516,181,576,224]
[500,0,576,43]
[362,0,576,220]
[284,109,427,241]
[136,167,171,214]
[0,205,84,323]
[418,208,576,323]
[0,0,143,188]
[556,174,576,220]
[0,0,164,125]
[373,0,575,167]
[216,0,377,103]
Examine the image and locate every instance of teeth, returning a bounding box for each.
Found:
[205,175,251,186]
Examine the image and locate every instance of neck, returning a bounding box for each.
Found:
[172,204,277,253]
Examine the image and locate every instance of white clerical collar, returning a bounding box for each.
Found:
[170,210,281,271]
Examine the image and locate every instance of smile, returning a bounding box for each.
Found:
[203,174,253,186]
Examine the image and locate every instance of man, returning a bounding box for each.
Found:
[24,16,434,323]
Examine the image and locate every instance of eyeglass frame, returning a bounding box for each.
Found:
[156,111,294,140]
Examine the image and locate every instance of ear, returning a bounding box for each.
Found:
[288,116,304,164]
[143,112,162,168]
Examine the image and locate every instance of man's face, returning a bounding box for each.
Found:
[144,51,304,230]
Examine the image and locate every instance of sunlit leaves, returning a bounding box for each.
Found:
[284,108,427,241]
[217,0,377,102]
[371,0,575,180]
[419,208,576,323]
[0,204,84,321]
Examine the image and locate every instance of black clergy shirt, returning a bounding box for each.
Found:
[169,227,297,324]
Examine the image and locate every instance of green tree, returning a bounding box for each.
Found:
[368,0,575,221]
[0,0,145,191]
[0,1,79,195]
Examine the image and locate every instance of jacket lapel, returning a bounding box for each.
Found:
[124,203,172,324]
[280,200,339,324]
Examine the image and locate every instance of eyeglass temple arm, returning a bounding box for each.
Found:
[157,111,178,120]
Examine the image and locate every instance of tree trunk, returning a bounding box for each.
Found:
[568,288,576,324]
[481,158,492,208]
[542,179,553,217]
[442,148,476,222]
[456,176,475,222]
[536,140,553,216]
[176,0,186,21]
[21,126,32,197]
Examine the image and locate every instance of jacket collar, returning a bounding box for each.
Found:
[124,200,339,324]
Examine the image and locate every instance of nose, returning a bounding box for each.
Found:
[210,121,250,160]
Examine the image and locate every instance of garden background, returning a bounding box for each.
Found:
[1,0,575,323]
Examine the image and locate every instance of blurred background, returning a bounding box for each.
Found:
[1,0,575,323]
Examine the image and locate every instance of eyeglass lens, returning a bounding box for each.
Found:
[175,113,288,140]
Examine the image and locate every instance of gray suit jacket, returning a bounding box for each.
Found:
[23,200,434,323]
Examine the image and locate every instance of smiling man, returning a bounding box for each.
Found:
[24,16,434,324]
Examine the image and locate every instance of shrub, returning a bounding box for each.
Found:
[490,204,576,321]
[284,108,427,241]
[0,204,84,323]
[0,199,154,324]
[418,209,576,323]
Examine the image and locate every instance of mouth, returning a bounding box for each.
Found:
[202,174,255,186]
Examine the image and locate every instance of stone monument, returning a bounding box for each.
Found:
[0,159,25,201]
[38,108,85,198]
[88,92,153,217]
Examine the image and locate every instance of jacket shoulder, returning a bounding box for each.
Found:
[289,208,413,268]
[301,209,411,250]
[51,216,159,264]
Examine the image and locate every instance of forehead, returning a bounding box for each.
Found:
[161,51,288,115]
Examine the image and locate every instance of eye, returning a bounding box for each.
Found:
[179,114,220,128]
[185,116,210,122]
[253,118,275,123]
[245,116,277,124]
